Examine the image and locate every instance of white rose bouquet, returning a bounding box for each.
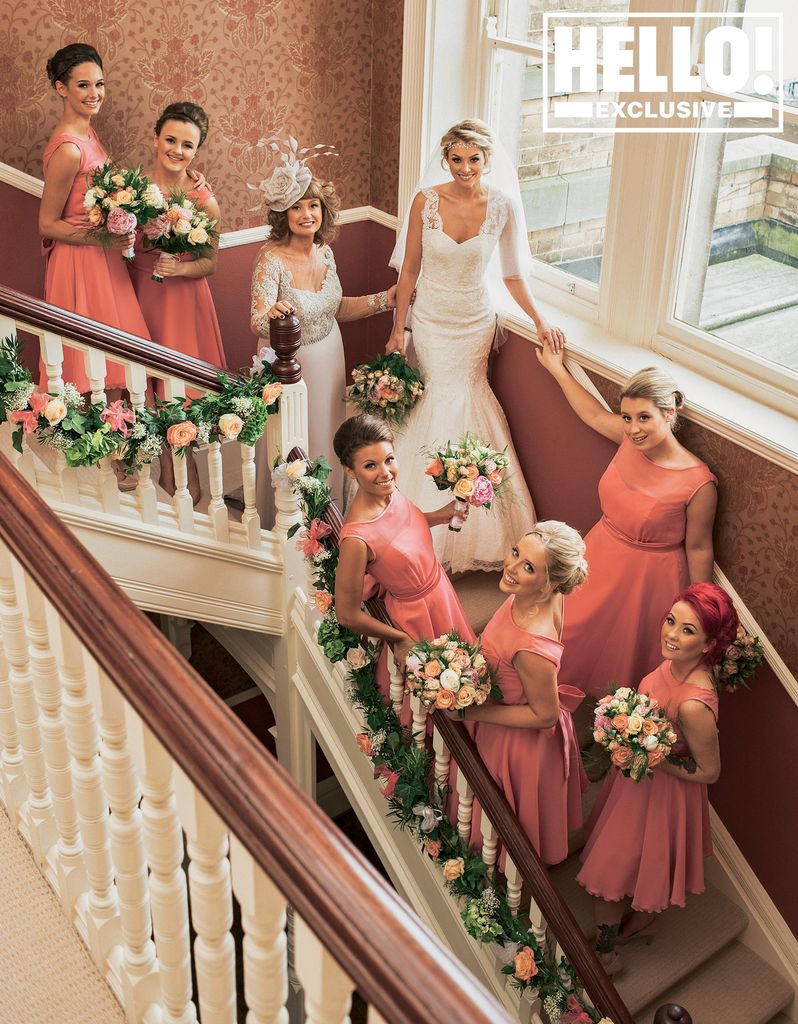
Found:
[405,631,500,713]
[142,189,218,282]
[84,160,165,260]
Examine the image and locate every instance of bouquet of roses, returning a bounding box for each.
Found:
[143,190,218,282]
[424,433,510,531]
[715,625,764,693]
[592,686,677,781]
[84,159,164,260]
[347,352,424,425]
[404,631,500,712]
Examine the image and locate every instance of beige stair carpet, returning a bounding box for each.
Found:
[0,808,125,1024]
[452,571,504,633]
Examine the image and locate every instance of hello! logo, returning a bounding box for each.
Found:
[543,12,784,133]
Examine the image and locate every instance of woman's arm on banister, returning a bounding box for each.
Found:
[386,192,425,356]
[536,344,624,443]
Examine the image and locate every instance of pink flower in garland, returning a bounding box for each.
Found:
[561,995,592,1023]
[99,400,136,437]
[375,764,400,799]
[10,391,50,434]
[296,518,332,558]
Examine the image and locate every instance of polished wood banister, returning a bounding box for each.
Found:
[0,450,512,1024]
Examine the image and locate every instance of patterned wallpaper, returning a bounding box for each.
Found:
[587,372,798,676]
[0,0,403,229]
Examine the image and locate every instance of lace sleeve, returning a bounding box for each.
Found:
[497,193,529,280]
[251,249,282,337]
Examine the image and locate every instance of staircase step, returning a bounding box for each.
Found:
[634,942,794,1024]
[767,1013,794,1023]
[452,571,504,633]
[550,855,748,1015]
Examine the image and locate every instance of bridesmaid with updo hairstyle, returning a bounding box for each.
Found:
[39,43,150,392]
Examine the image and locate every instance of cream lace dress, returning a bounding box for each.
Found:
[392,187,538,572]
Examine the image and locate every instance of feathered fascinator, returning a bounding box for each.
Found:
[249,136,338,213]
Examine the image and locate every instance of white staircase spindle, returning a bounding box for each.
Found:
[386,648,404,719]
[176,773,237,1023]
[162,377,194,533]
[230,835,290,1024]
[240,443,262,548]
[455,767,473,845]
[126,361,159,525]
[207,440,230,543]
[0,620,25,821]
[97,456,122,516]
[366,1010,388,1024]
[39,330,65,393]
[293,913,355,1024]
[84,348,109,407]
[409,693,428,748]
[480,813,498,870]
[527,895,547,951]
[432,727,451,791]
[504,854,523,914]
[126,710,197,1024]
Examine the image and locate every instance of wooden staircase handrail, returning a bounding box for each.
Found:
[0,450,513,1024]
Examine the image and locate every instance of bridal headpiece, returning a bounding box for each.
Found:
[249,136,338,212]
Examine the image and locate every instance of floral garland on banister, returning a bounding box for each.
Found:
[0,334,282,471]
[283,454,614,1024]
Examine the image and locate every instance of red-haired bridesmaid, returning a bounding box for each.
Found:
[39,44,149,391]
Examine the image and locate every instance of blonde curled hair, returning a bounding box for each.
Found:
[267,176,340,246]
[526,521,588,595]
[620,367,685,430]
[439,118,494,170]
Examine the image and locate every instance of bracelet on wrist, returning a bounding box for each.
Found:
[367,290,389,313]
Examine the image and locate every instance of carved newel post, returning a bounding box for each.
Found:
[270,313,302,383]
[654,1005,692,1024]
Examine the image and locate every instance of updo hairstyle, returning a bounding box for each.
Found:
[620,367,685,430]
[526,521,588,595]
[155,101,209,148]
[671,582,739,668]
[439,118,494,170]
[333,414,394,469]
[47,44,102,88]
[267,177,340,247]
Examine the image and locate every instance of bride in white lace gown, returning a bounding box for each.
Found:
[387,119,565,572]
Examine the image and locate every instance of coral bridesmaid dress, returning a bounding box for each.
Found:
[128,184,226,368]
[576,661,718,912]
[471,597,587,865]
[42,128,150,391]
[559,438,717,698]
[339,489,475,725]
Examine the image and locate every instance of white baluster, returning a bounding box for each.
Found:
[0,619,25,820]
[264,381,309,475]
[240,443,261,548]
[207,440,230,543]
[409,693,428,749]
[0,548,55,863]
[126,361,159,525]
[175,771,237,1023]
[293,913,354,1024]
[455,767,473,845]
[386,648,404,719]
[432,728,451,791]
[230,835,290,1024]
[504,854,522,914]
[520,988,545,1024]
[84,348,108,407]
[126,710,197,1024]
[18,570,84,911]
[39,330,65,393]
[163,377,194,533]
[527,895,547,951]
[52,621,120,963]
[480,813,498,870]
[94,667,158,1015]
[366,1010,388,1024]
[97,456,122,516]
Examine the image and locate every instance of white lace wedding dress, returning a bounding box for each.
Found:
[392,187,537,572]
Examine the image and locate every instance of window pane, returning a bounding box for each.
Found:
[504,0,628,49]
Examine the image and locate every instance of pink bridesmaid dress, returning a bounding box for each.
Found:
[42,128,150,391]
[339,489,475,725]
[471,596,587,865]
[576,661,718,912]
[559,438,717,698]
[128,184,226,368]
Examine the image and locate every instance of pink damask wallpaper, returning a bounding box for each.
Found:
[0,0,403,228]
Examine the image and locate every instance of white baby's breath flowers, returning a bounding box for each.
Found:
[231,396,254,418]
[137,435,163,463]
[58,382,83,409]
[6,383,35,411]
[196,421,212,445]
[131,421,147,440]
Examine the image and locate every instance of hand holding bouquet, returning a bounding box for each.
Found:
[593,686,677,781]
[84,160,164,260]
[347,352,424,425]
[143,190,218,282]
[405,631,499,712]
[424,434,510,532]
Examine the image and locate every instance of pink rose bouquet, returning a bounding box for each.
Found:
[347,352,424,425]
[714,626,764,693]
[593,685,677,782]
[423,433,510,532]
[405,631,500,712]
[144,189,218,282]
[84,160,165,260]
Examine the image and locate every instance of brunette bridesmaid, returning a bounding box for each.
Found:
[577,583,738,975]
[39,44,149,392]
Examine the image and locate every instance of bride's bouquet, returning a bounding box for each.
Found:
[84,160,164,260]
[347,352,424,425]
[592,686,677,781]
[405,631,499,712]
[143,190,218,282]
[424,434,510,532]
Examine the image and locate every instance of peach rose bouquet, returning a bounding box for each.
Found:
[423,433,510,532]
[143,189,218,282]
[84,160,165,260]
[347,352,424,425]
[593,685,677,782]
[404,630,500,712]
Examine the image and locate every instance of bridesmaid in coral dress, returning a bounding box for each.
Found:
[447,523,588,865]
[39,44,149,392]
[334,415,475,726]
[537,350,718,703]
[576,583,738,975]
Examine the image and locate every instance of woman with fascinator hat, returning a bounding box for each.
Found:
[250,138,397,509]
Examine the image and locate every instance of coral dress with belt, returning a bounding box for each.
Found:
[472,596,587,865]
[559,438,717,697]
[576,661,718,912]
[128,184,226,368]
[339,489,475,725]
[42,128,150,391]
